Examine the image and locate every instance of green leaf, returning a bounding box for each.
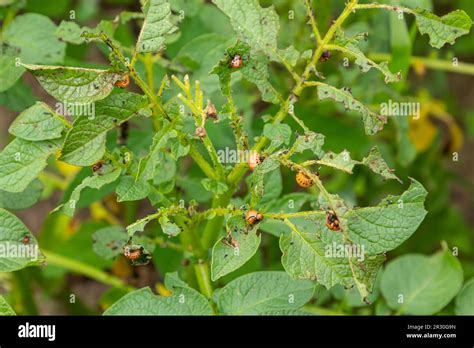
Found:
[0,137,62,193]
[211,216,261,281]
[263,123,291,152]
[278,45,300,66]
[414,8,473,49]
[240,53,280,104]
[21,63,121,103]
[104,274,213,315]
[60,93,149,166]
[137,126,177,181]
[250,157,280,204]
[362,146,401,183]
[116,175,151,202]
[317,150,358,173]
[201,178,228,198]
[0,45,24,92]
[126,215,154,236]
[0,208,45,272]
[260,193,312,237]
[212,0,279,57]
[92,226,129,260]
[0,80,35,112]
[215,271,315,315]
[291,132,325,157]
[279,216,384,299]
[56,168,121,217]
[334,31,401,83]
[159,216,181,237]
[136,0,178,53]
[317,83,387,135]
[55,20,87,45]
[0,179,43,210]
[3,13,66,64]
[345,179,427,254]
[9,102,67,141]
[211,41,280,103]
[381,250,463,315]
[455,278,474,315]
[0,295,15,316]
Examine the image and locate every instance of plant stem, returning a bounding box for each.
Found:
[194,262,213,298]
[304,0,322,44]
[42,250,134,292]
[354,3,415,15]
[368,52,474,76]
[266,210,325,219]
[188,142,217,179]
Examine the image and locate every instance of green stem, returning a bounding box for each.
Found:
[201,195,229,250]
[368,52,474,76]
[354,3,415,15]
[266,210,325,219]
[194,262,213,299]
[304,0,322,44]
[188,142,217,179]
[42,250,134,292]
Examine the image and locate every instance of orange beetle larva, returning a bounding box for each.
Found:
[230,54,243,69]
[247,151,262,171]
[325,210,341,232]
[123,245,142,261]
[92,160,104,174]
[245,210,264,226]
[296,171,314,188]
[114,74,130,88]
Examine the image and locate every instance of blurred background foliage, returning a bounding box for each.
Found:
[0,0,472,315]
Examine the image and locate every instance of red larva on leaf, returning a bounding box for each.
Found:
[245,210,264,226]
[247,151,262,170]
[114,74,130,88]
[320,50,331,62]
[296,171,314,188]
[230,54,243,69]
[325,210,341,232]
[92,160,104,174]
[123,245,142,261]
[22,235,30,245]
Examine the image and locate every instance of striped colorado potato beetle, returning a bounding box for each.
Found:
[230,54,243,69]
[325,210,340,232]
[245,210,264,226]
[123,245,142,261]
[247,151,262,170]
[296,171,314,188]
[114,74,130,88]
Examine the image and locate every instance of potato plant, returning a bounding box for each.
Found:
[0,0,473,316]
